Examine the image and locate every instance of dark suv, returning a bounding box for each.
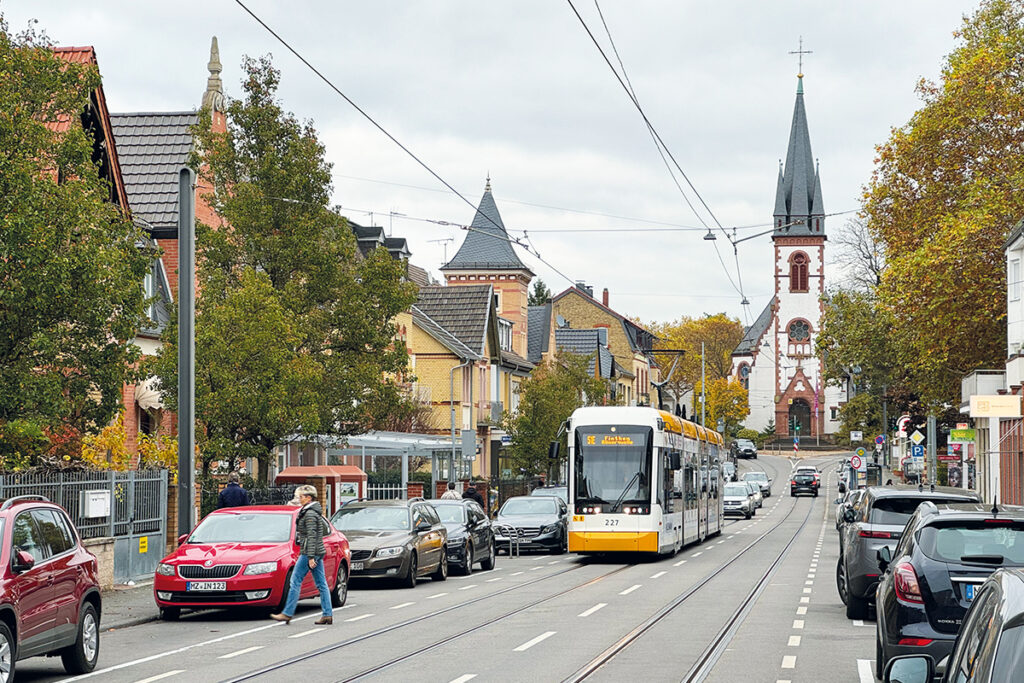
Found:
[331,499,448,588]
[791,472,818,497]
[837,485,980,619]
[0,495,102,678]
[875,502,1024,674]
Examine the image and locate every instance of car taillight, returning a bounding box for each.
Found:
[897,637,933,646]
[894,561,923,604]
[858,530,893,539]
[790,480,797,486]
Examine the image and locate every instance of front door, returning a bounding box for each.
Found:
[790,399,812,436]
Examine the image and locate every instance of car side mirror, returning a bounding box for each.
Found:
[178,534,189,546]
[838,482,847,493]
[877,545,892,572]
[843,507,856,523]
[13,550,35,573]
[416,521,432,532]
[669,453,681,470]
[883,655,934,683]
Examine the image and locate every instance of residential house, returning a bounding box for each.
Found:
[553,327,616,399]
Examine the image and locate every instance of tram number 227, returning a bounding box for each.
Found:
[604,519,619,526]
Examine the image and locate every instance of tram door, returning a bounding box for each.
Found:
[699,443,709,540]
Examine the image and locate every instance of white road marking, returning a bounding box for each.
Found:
[728,535,735,539]
[514,631,557,651]
[857,659,874,683]
[796,606,807,615]
[548,560,559,565]
[674,559,687,566]
[717,540,726,544]
[793,619,804,629]
[289,627,326,638]
[530,566,543,571]
[650,571,667,579]
[800,597,809,603]
[390,602,415,610]
[426,592,448,599]
[620,584,642,595]
[853,619,871,627]
[805,580,814,585]
[511,571,524,576]
[449,676,477,683]
[788,635,801,646]
[803,587,812,594]
[782,655,797,668]
[578,603,607,617]
[486,577,502,582]
[693,551,703,557]
[218,646,263,659]
[135,673,184,683]
[458,584,478,591]
[344,613,373,622]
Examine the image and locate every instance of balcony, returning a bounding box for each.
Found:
[477,401,504,425]
[961,369,1006,409]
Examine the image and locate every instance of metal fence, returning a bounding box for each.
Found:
[366,483,406,500]
[199,483,299,518]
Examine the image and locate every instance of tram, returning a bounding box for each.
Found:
[567,406,724,555]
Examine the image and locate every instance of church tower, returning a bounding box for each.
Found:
[441,179,534,357]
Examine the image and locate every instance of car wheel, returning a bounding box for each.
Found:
[480,539,496,570]
[744,511,752,520]
[160,606,181,621]
[61,603,100,674]
[432,550,448,581]
[276,569,294,612]
[813,492,818,498]
[836,558,849,605]
[0,621,15,683]
[554,531,567,555]
[403,553,418,588]
[462,543,474,575]
[331,563,348,608]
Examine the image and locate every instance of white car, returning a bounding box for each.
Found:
[743,480,763,509]
[742,471,772,498]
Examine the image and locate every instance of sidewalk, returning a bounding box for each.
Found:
[101,580,159,630]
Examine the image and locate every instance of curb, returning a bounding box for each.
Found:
[103,613,159,631]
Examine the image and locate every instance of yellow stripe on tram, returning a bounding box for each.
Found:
[569,531,659,553]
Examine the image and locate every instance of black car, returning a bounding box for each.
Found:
[733,439,758,459]
[427,498,496,575]
[875,502,1024,674]
[790,472,818,497]
[882,568,1024,683]
[494,495,568,554]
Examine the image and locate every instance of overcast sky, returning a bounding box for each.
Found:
[8,1,978,326]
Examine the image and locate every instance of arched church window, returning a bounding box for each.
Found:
[789,252,809,292]
[787,319,811,342]
[738,363,750,390]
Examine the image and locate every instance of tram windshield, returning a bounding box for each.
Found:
[574,426,652,511]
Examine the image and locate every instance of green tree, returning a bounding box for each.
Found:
[528,278,552,306]
[863,0,1024,406]
[152,57,416,481]
[0,19,149,439]
[694,377,749,435]
[817,289,895,397]
[835,393,883,447]
[500,352,607,476]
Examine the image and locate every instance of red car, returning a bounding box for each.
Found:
[0,495,102,678]
[154,505,350,619]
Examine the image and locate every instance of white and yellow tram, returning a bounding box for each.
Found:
[567,406,724,554]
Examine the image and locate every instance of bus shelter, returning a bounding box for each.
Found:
[322,431,464,497]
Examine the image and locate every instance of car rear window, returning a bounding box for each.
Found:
[724,484,749,496]
[743,472,768,482]
[918,521,1024,565]
[189,513,292,543]
[869,497,974,526]
[794,474,815,483]
[432,504,466,524]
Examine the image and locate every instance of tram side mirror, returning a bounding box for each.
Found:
[548,441,560,461]
[669,453,681,470]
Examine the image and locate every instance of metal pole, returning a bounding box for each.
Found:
[927,414,937,485]
[881,387,888,469]
[176,168,196,534]
[401,448,409,499]
[449,358,471,484]
[700,342,706,427]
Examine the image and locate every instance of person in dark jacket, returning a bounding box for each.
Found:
[271,485,333,625]
[462,485,484,508]
[216,473,249,509]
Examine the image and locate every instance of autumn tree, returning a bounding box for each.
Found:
[528,278,552,306]
[694,377,749,435]
[152,57,417,481]
[0,18,149,446]
[862,0,1024,406]
[500,352,607,477]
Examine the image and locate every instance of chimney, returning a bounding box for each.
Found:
[575,280,594,298]
[602,288,609,307]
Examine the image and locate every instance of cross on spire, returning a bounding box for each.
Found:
[789,36,812,76]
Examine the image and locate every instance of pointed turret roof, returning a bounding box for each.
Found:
[442,180,533,274]
[773,75,825,237]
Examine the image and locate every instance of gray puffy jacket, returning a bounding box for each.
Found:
[296,501,327,558]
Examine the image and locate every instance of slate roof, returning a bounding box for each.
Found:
[110,112,198,233]
[442,186,533,274]
[415,285,494,357]
[551,286,657,355]
[733,297,776,355]
[406,263,435,288]
[527,304,552,364]
[555,328,613,379]
[773,76,825,236]
[410,305,479,359]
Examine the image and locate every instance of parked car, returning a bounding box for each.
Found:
[722,461,737,482]
[155,505,350,618]
[723,482,754,519]
[794,465,821,490]
[427,498,496,575]
[331,499,447,588]
[836,488,865,532]
[790,472,818,497]
[743,480,763,510]
[494,495,568,554]
[742,471,772,497]
[0,495,102,678]
[882,568,1024,683]
[836,485,981,619]
[734,439,758,459]
[875,502,1024,675]
[530,485,569,504]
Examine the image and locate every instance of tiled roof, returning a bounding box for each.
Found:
[415,285,494,356]
[527,304,552,364]
[110,112,198,231]
[733,297,776,355]
[442,187,532,273]
[406,263,435,288]
[500,349,534,373]
[555,328,612,379]
[551,286,657,354]
[411,306,479,359]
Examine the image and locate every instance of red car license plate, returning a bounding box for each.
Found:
[186,581,226,591]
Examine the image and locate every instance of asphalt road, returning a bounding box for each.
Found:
[16,452,885,683]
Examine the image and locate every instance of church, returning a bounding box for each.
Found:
[731,73,844,440]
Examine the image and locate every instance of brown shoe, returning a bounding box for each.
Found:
[270,613,292,623]
[314,616,333,625]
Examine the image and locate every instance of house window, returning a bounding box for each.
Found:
[789,252,809,292]
[493,291,502,313]
[1012,259,1021,302]
[830,407,839,421]
[143,263,157,321]
[498,319,513,352]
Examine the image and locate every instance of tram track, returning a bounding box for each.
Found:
[562,456,838,683]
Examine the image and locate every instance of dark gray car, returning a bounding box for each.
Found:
[494,496,568,554]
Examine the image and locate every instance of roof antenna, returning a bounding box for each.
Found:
[992,496,999,516]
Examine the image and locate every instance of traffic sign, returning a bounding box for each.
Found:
[911,444,925,459]
[875,435,885,445]
[850,430,863,443]
[850,454,863,471]
[855,447,866,458]
[910,430,926,446]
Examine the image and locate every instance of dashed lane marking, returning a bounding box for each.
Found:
[803,588,812,594]
[511,571,524,576]
[390,602,415,610]
[288,627,326,638]
[514,631,557,652]
[796,606,807,615]
[449,675,477,683]
[793,619,804,629]
[344,614,373,623]
[673,559,687,566]
[578,603,607,617]
[620,584,641,595]
[781,655,796,668]
[693,551,703,557]
[857,659,874,683]
[548,560,559,565]
[800,597,809,603]
[218,646,263,659]
[426,592,448,599]
[788,635,801,647]
[458,584,478,591]
[136,672,185,683]
[650,571,666,579]
[486,577,502,582]
[530,566,543,571]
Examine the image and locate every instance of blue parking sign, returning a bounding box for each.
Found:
[911,444,925,458]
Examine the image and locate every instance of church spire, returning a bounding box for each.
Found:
[773,73,825,236]
[201,36,225,113]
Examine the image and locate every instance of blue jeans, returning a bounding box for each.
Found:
[282,554,332,618]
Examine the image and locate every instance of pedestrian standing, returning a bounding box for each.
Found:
[462,485,484,508]
[216,472,249,509]
[441,481,461,499]
[271,485,333,625]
